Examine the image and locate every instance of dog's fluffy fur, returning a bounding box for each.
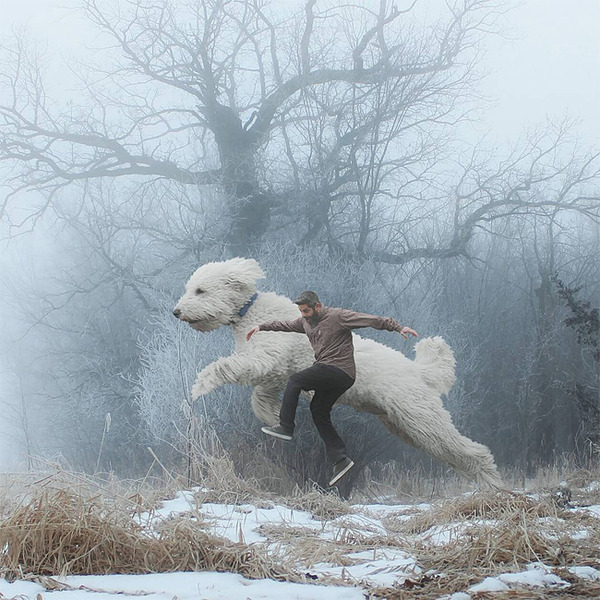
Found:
[174,257,503,488]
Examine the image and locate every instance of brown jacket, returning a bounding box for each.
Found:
[259,306,403,378]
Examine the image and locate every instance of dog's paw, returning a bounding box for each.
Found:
[191,378,214,399]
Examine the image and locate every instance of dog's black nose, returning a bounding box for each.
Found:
[173,308,181,318]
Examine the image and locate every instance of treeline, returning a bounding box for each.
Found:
[3,213,599,483]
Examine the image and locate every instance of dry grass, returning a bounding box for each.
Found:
[362,489,600,599]
[288,487,353,521]
[0,472,42,518]
[0,465,179,521]
[189,455,353,518]
[265,531,354,570]
[394,491,556,536]
[397,491,600,567]
[368,579,600,600]
[0,487,295,582]
[352,462,470,504]
[190,455,275,506]
[1,460,599,598]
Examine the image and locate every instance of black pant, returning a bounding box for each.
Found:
[280,363,355,464]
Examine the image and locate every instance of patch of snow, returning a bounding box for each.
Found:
[569,565,600,581]
[41,572,364,600]
[353,502,431,517]
[416,521,474,545]
[0,578,46,598]
[582,504,600,518]
[137,489,200,528]
[326,512,388,537]
[468,576,509,592]
[312,547,421,587]
[469,563,568,593]
[440,593,471,600]
[197,502,321,544]
[570,529,590,540]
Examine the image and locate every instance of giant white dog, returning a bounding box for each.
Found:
[173,257,503,488]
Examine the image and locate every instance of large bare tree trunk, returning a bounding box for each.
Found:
[209,103,270,252]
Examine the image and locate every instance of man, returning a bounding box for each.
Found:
[246,291,418,486]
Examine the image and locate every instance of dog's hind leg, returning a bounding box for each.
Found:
[251,385,281,426]
[377,409,504,489]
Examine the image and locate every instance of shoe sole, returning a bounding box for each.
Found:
[328,460,355,486]
[261,426,292,441]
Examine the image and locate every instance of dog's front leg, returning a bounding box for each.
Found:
[191,353,270,400]
[191,357,236,399]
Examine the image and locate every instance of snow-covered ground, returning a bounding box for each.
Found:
[1,481,600,599]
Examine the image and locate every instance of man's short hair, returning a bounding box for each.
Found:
[294,290,320,308]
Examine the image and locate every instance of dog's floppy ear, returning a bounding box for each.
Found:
[225,257,266,289]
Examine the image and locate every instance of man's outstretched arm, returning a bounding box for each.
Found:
[246,317,305,341]
[338,309,418,339]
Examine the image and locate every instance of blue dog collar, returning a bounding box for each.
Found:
[238,292,258,317]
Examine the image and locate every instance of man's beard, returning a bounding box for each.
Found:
[304,312,319,326]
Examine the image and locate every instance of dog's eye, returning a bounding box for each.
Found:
[195,288,205,295]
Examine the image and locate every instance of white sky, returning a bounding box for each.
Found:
[479,0,600,145]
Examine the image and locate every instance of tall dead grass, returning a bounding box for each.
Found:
[394,492,556,536]
[397,491,600,567]
[288,486,352,521]
[1,457,599,598]
[367,490,600,599]
[0,488,295,582]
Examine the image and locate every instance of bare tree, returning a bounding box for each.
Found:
[1,0,503,253]
[3,0,600,481]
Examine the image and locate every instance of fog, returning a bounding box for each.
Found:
[1,0,599,480]
[3,0,598,144]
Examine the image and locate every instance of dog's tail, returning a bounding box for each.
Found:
[414,336,456,396]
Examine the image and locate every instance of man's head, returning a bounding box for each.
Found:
[294,290,321,320]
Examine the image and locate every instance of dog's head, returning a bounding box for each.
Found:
[173,257,265,332]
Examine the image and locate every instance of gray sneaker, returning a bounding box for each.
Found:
[261,424,293,441]
[329,457,354,486]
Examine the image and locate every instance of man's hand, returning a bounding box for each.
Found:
[399,326,418,339]
[246,325,260,341]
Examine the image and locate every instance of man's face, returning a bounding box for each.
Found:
[298,303,320,320]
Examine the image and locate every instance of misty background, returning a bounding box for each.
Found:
[1,0,599,490]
